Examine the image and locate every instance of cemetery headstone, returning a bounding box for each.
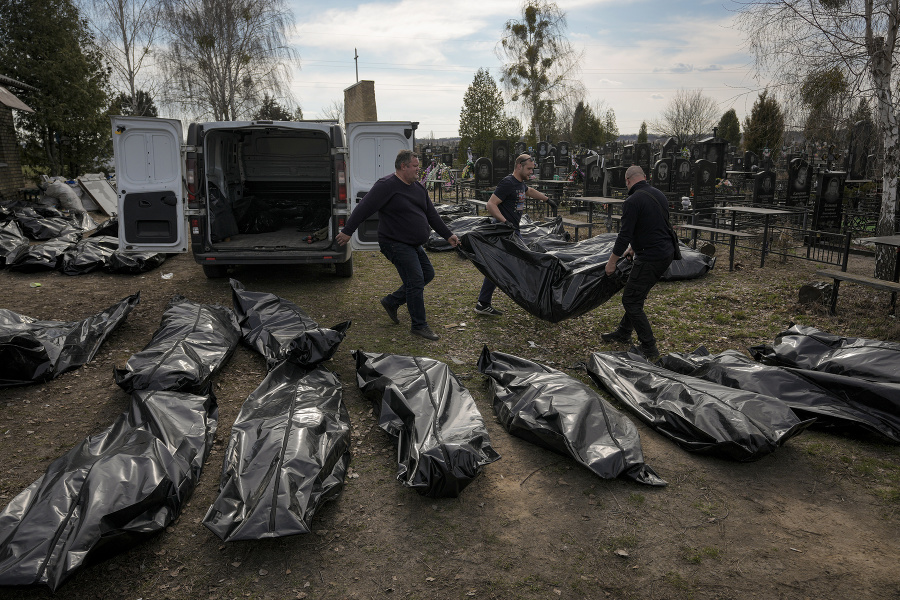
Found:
[732,156,744,171]
[634,143,652,177]
[652,158,673,193]
[690,144,703,162]
[744,151,759,171]
[537,141,550,162]
[786,158,812,207]
[474,157,493,188]
[693,159,716,215]
[492,139,509,185]
[441,152,453,167]
[760,147,774,171]
[515,141,527,156]
[584,156,604,196]
[813,171,846,232]
[673,158,691,194]
[623,144,634,164]
[557,141,570,167]
[704,141,727,178]
[662,137,678,158]
[540,159,555,181]
[846,119,874,180]
[608,166,628,190]
[752,170,776,204]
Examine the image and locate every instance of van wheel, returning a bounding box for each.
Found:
[202,264,229,278]
[335,256,353,278]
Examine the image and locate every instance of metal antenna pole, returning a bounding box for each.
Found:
[354,48,359,83]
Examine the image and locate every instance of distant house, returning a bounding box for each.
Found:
[0,74,36,201]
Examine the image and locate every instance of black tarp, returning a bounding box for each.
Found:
[230,279,350,369]
[0,220,28,267]
[660,348,900,443]
[15,214,82,240]
[88,216,119,237]
[434,203,474,221]
[477,346,666,486]
[353,350,501,497]
[7,238,78,272]
[0,388,217,591]
[203,361,351,541]
[0,293,140,387]
[60,235,120,275]
[587,351,813,461]
[750,323,900,384]
[104,250,167,274]
[425,215,491,251]
[458,224,631,322]
[114,296,241,395]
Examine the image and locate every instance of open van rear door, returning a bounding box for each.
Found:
[111,116,188,253]
[346,121,416,251]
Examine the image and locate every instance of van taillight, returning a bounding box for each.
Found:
[338,217,345,227]
[190,217,200,235]
[186,157,197,201]
[335,157,347,202]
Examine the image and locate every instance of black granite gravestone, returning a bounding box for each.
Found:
[693,159,716,213]
[608,166,628,190]
[813,171,845,232]
[786,158,812,207]
[635,143,651,176]
[652,158,673,193]
[704,141,727,178]
[673,158,691,194]
[744,151,759,171]
[557,141,570,167]
[492,140,509,185]
[441,152,453,167]
[474,157,493,188]
[752,170,776,204]
[537,141,549,162]
[584,156,604,197]
[540,159,555,181]
[662,137,678,158]
[690,145,703,162]
[515,141,527,156]
[623,144,634,164]
[846,120,874,180]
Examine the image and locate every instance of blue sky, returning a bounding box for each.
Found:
[287,0,767,137]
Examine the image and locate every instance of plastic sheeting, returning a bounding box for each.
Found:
[203,361,351,541]
[16,214,82,240]
[0,293,139,387]
[750,323,900,384]
[477,347,666,486]
[7,238,78,272]
[0,388,217,591]
[660,348,900,443]
[230,279,350,369]
[458,224,631,322]
[114,296,241,395]
[353,350,500,497]
[105,250,167,274]
[60,235,120,275]
[587,351,813,461]
[425,215,491,251]
[0,220,28,267]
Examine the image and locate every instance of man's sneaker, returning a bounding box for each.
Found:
[410,326,440,341]
[601,329,632,344]
[380,298,400,324]
[475,302,503,316]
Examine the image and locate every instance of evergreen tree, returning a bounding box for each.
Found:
[637,121,648,143]
[602,108,619,144]
[458,68,508,162]
[253,94,295,121]
[0,0,111,177]
[718,108,741,147]
[743,89,784,157]
[571,101,601,149]
[109,89,158,117]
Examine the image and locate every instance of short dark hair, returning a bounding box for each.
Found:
[395,149,415,170]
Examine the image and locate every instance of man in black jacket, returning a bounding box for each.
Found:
[337,150,459,341]
[601,165,675,360]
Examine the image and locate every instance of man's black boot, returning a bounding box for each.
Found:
[638,342,660,362]
[601,329,632,344]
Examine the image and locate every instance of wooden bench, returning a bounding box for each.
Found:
[675,224,755,271]
[815,269,900,315]
[465,198,489,215]
[560,218,593,241]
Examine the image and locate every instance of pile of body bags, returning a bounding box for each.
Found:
[0,203,165,274]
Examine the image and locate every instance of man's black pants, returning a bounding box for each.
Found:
[616,256,673,347]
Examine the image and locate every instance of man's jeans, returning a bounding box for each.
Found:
[379,242,435,330]
[617,256,672,347]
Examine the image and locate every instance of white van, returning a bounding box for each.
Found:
[111,116,418,278]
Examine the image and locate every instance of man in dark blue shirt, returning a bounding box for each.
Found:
[602,165,675,360]
[337,150,459,341]
[474,154,551,316]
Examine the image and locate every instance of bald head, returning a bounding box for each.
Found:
[625,165,645,181]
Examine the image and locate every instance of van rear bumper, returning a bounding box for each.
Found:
[192,246,351,266]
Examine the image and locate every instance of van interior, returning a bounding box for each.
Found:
[203,127,335,251]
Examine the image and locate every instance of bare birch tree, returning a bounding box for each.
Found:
[737,0,899,278]
[159,0,300,121]
[650,88,720,146]
[496,0,583,142]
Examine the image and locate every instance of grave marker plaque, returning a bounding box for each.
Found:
[623,144,634,164]
[608,166,627,190]
[441,152,453,167]
[537,141,550,162]
[704,141,727,178]
[540,159,555,181]
[673,158,691,194]
[515,141,527,156]
[786,158,812,207]
[690,145,703,162]
[744,151,759,171]
[492,140,509,185]
[635,143,652,176]
[752,170,776,204]
[693,159,716,213]
[584,156,604,196]
[557,141,570,167]
[652,158,673,193]
[474,157,493,188]
[813,171,845,232]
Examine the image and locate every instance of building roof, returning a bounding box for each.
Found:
[0,73,37,92]
[0,85,33,112]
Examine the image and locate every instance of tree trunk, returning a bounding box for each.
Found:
[871,27,900,280]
